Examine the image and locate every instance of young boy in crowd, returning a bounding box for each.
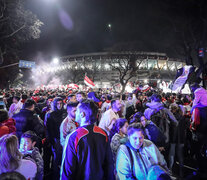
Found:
[19,131,44,180]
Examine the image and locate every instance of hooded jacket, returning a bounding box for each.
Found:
[144,102,178,143]
[144,102,177,124]
[116,140,168,180]
[192,87,207,108]
[46,97,67,144]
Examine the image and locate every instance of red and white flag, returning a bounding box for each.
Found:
[84,75,95,88]
[67,83,79,89]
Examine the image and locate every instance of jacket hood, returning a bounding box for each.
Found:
[146,102,164,109]
[53,97,63,111]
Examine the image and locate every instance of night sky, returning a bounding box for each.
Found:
[22,0,207,62]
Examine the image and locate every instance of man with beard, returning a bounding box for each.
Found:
[99,99,122,135]
[60,102,79,147]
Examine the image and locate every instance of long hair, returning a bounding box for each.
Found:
[109,118,128,141]
[0,134,22,174]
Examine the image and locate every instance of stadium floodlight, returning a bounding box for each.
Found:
[144,79,148,83]
[53,57,59,64]
[105,64,110,70]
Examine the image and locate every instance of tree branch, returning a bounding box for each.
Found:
[1,24,25,39]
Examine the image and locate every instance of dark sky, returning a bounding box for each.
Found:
[22,0,207,62]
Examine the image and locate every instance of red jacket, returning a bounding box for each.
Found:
[0,118,16,137]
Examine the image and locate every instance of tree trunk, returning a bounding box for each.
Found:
[121,83,127,95]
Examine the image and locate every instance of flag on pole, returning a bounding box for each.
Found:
[84,75,95,88]
[172,65,195,92]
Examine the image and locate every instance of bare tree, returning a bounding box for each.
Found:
[108,54,138,94]
[0,0,43,65]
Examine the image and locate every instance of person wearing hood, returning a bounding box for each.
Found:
[190,83,207,175]
[116,123,169,180]
[8,96,23,118]
[45,97,67,180]
[144,94,177,125]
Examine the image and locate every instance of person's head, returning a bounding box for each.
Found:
[182,96,190,104]
[67,102,78,119]
[111,99,122,112]
[13,96,20,104]
[0,134,22,174]
[150,94,161,102]
[76,92,86,102]
[115,118,129,135]
[0,109,9,123]
[21,94,28,101]
[0,171,26,180]
[106,94,112,101]
[53,97,63,111]
[127,123,144,150]
[68,94,76,102]
[24,99,36,111]
[20,131,37,152]
[75,99,98,125]
[130,112,143,124]
[140,116,147,127]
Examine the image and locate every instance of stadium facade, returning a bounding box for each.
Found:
[59,52,185,88]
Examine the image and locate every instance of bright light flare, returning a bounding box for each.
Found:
[144,79,148,83]
[53,58,59,64]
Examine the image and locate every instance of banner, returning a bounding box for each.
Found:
[172,65,195,92]
[19,60,35,69]
[84,75,95,88]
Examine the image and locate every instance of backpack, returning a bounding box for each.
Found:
[150,108,170,143]
[145,122,167,147]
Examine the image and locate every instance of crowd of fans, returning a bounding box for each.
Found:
[0,84,207,180]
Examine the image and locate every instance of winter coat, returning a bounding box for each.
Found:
[144,102,178,143]
[0,118,16,137]
[46,98,67,145]
[192,106,207,137]
[192,87,207,108]
[22,147,44,180]
[13,109,44,140]
[8,101,23,118]
[170,112,190,144]
[60,124,115,180]
[142,121,166,147]
[110,133,128,160]
[116,140,168,180]
[46,109,67,145]
[144,102,177,124]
